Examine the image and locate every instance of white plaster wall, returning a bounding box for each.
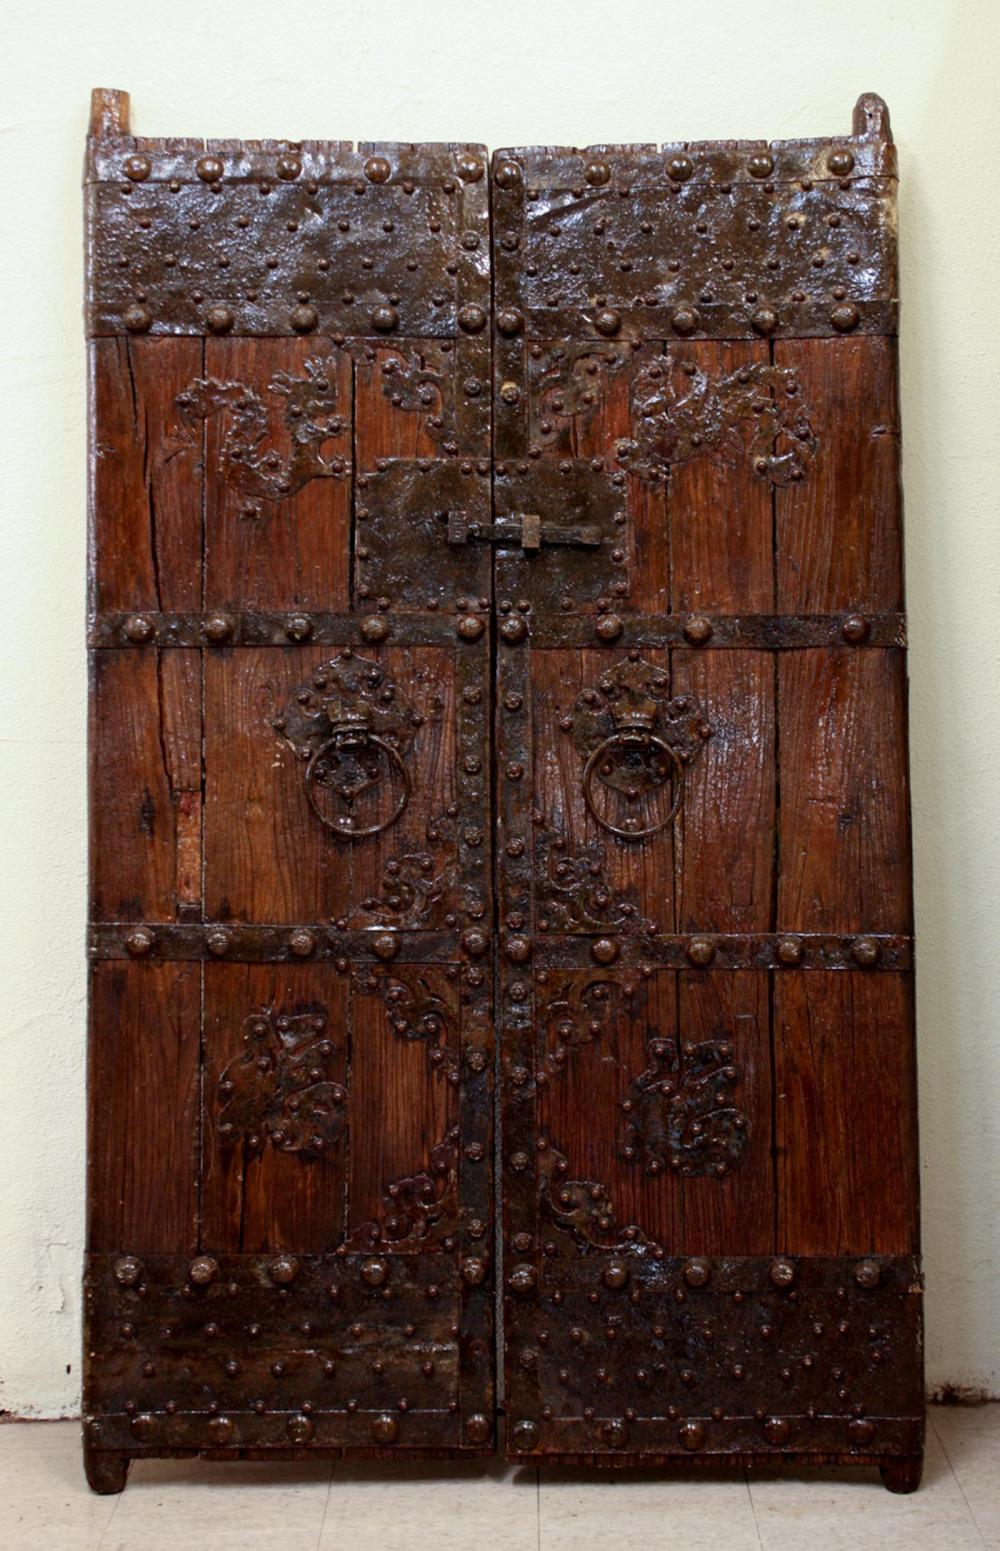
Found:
[1,0,997,1417]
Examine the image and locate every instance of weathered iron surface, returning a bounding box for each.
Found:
[217,1009,347,1156]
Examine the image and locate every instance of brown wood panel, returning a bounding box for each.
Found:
[203,338,352,610]
[87,962,200,1252]
[90,337,204,613]
[778,649,911,932]
[677,970,773,1256]
[204,645,456,924]
[347,966,457,1236]
[354,342,453,465]
[668,340,774,613]
[672,649,774,933]
[90,650,202,921]
[530,648,674,935]
[202,964,349,1253]
[537,969,682,1248]
[775,971,917,1255]
[775,336,902,612]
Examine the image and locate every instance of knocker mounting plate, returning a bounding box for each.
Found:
[566,655,712,838]
[273,651,421,839]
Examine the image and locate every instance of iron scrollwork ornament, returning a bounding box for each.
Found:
[566,656,712,839]
[217,1009,346,1157]
[274,652,420,839]
[620,1035,749,1177]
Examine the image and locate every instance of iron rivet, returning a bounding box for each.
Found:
[124,154,151,182]
[683,615,713,645]
[672,307,700,337]
[776,936,804,966]
[851,937,881,967]
[584,159,611,186]
[123,304,153,334]
[827,149,855,177]
[748,153,774,178]
[461,928,489,958]
[290,303,318,333]
[594,308,622,337]
[494,161,521,187]
[505,935,532,964]
[841,614,870,643]
[371,1414,399,1443]
[206,305,234,334]
[466,1413,491,1443]
[457,614,485,641]
[114,1256,142,1286]
[512,1418,539,1450]
[203,614,233,643]
[764,1416,790,1444]
[360,614,390,643]
[371,933,400,962]
[206,928,234,957]
[462,1257,487,1286]
[500,381,521,405]
[591,938,619,965]
[667,154,694,182]
[277,153,302,181]
[683,1257,711,1288]
[364,156,392,184]
[500,616,528,644]
[206,1415,234,1443]
[849,1417,876,1446]
[458,304,487,333]
[285,614,313,641]
[196,156,224,183]
[361,1257,389,1286]
[751,306,779,336]
[595,613,623,642]
[130,1413,156,1441]
[508,1263,537,1294]
[686,936,715,967]
[770,1257,796,1288]
[458,154,484,182]
[269,1254,300,1285]
[287,1413,314,1442]
[601,1419,629,1446]
[831,302,860,333]
[124,927,154,958]
[855,1258,882,1289]
[497,308,524,335]
[603,1259,629,1289]
[288,929,316,958]
[678,1420,705,1450]
[371,304,400,332]
[189,1255,219,1285]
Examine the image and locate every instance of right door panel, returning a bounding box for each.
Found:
[493,114,922,1471]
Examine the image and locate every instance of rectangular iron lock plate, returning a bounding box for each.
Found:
[446,511,601,552]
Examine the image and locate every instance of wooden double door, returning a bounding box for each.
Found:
[84,88,922,1493]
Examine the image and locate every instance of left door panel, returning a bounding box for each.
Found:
[84,93,494,1486]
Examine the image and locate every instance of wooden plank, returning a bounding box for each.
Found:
[775,972,917,1255]
[203,338,352,610]
[530,648,675,936]
[354,342,454,464]
[778,650,911,932]
[87,962,200,1253]
[90,650,202,921]
[672,649,774,933]
[204,645,457,925]
[202,964,349,1253]
[775,336,902,612]
[89,337,204,613]
[537,968,682,1249]
[347,966,457,1238]
[677,970,773,1256]
[667,340,774,613]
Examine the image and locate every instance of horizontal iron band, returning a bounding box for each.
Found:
[89,925,461,962]
[495,140,895,189]
[509,1419,923,1462]
[87,141,490,189]
[88,611,905,651]
[515,298,897,343]
[532,933,912,971]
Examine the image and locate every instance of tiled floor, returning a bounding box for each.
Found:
[1,1407,997,1550]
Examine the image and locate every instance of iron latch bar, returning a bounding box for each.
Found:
[445,511,601,552]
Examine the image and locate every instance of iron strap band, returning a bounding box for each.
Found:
[88,925,912,970]
[88,611,907,650]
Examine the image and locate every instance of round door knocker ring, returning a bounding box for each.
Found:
[305,734,411,839]
[582,733,685,840]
